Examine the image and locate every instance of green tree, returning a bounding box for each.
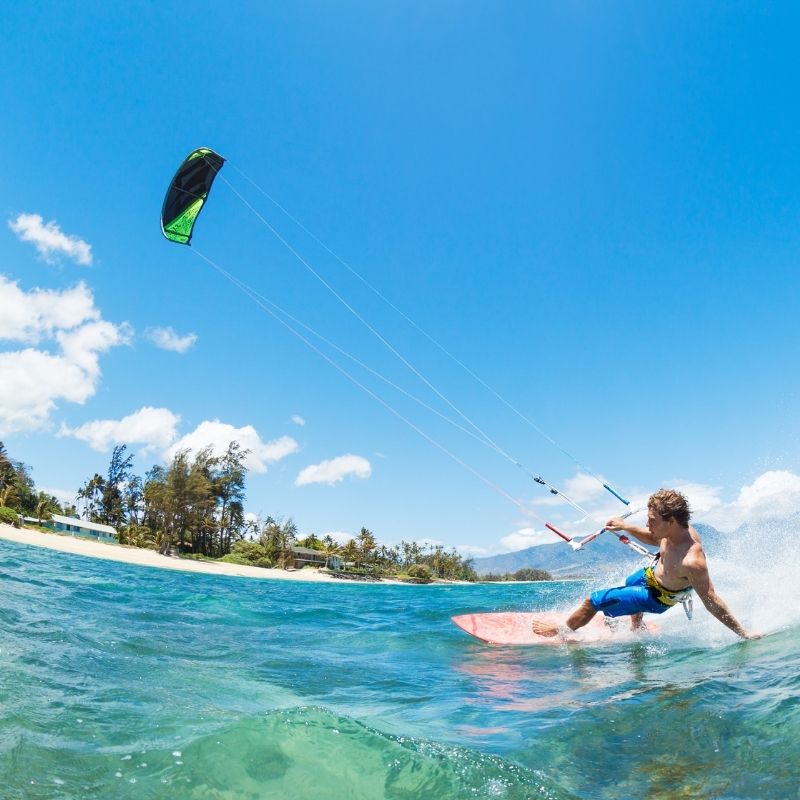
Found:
[321,535,340,569]
[298,533,323,550]
[259,516,298,568]
[213,442,248,555]
[100,445,134,527]
[0,443,16,507]
[77,473,106,522]
[340,539,359,571]
[512,568,553,582]
[357,527,376,572]
[35,491,59,525]
[124,475,144,526]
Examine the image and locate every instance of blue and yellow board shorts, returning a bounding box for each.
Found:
[589,567,670,618]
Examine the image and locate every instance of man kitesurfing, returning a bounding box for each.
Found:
[159,152,758,648]
[532,489,760,640]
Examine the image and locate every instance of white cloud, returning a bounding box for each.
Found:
[58,320,132,375]
[9,213,93,265]
[0,277,130,434]
[146,326,197,354]
[524,471,800,536]
[295,454,372,487]
[60,407,181,453]
[697,471,800,531]
[499,526,555,552]
[291,415,306,426]
[166,421,298,473]
[672,481,724,517]
[0,277,98,343]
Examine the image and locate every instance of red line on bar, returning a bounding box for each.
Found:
[545,522,572,542]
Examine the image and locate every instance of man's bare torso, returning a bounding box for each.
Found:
[653,525,703,591]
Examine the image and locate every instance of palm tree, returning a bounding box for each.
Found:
[259,516,298,568]
[340,539,359,571]
[35,492,57,525]
[321,535,340,570]
[77,474,105,522]
[357,527,376,572]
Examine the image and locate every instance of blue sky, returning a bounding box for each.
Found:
[3,2,800,554]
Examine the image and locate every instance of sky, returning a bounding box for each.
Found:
[3,2,800,556]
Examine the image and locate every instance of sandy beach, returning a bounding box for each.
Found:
[0,523,411,584]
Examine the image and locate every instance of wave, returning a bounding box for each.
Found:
[2,707,576,800]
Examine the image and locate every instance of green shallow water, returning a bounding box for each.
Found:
[1,538,798,799]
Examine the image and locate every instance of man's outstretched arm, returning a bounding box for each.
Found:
[686,559,758,639]
[604,517,659,546]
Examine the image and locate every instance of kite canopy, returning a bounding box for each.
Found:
[161,147,225,245]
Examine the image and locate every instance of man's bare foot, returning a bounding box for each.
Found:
[531,619,560,638]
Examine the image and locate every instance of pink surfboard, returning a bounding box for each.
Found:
[451,611,660,645]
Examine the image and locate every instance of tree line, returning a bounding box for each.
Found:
[478,567,553,582]
[223,525,478,581]
[1,440,556,583]
[75,443,248,557]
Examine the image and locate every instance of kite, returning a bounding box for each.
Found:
[161,147,225,245]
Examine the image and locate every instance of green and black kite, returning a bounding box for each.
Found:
[161,147,225,245]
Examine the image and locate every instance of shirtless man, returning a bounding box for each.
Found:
[532,488,758,640]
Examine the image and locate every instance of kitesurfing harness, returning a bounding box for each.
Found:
[646,554,694,619]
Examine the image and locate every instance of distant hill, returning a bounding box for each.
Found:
[471,521,727,578]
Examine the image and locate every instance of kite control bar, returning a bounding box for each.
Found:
[545,508,654,559]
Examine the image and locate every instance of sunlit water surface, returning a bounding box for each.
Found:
[1,532,798,799]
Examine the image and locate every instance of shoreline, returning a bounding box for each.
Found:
[0,524,475,586]
[0,523,414,585]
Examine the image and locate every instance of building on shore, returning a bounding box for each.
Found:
[290,546,341,570]
[24,514,118,543]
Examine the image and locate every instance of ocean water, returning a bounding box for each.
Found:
[1,535,798,800]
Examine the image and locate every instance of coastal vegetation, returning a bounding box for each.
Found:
[478,568,554,582]
[0,440,488,583]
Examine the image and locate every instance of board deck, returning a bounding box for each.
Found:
[451,611,660,645]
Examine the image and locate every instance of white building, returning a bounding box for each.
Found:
[36,514,118,542]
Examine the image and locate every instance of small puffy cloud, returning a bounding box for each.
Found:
[291,415,306,426]
[9,213,93,265]
[295,454,372,487]
[60,407,181,453]
[0,277,130,434]
[166,421,298,473]
[499,526,555,552]
[146,326,197,354]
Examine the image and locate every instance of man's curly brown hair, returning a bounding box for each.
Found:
[648,488,691,527]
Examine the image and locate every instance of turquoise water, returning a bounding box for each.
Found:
[1,538,798,799]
